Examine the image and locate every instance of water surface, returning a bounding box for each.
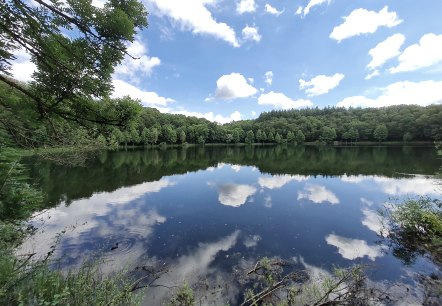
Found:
[23,145,441,304]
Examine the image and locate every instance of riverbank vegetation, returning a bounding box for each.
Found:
[0,150,146,305]
[381,198,442,265]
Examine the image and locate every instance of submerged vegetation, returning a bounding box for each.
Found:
[381,197,442,265]
[240,259,372,306]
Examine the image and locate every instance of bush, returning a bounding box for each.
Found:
[381,197,442,264]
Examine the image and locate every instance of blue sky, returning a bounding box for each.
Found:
[12,0,442,123]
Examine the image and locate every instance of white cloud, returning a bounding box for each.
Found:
[258,175,310,189]
[330,6,402,42]
[243,235,261,248]
[105,179,176,204]
[258,91,313,109]
[213,183,257,207]
[373,176,439,196]
[112,79,174,107]
[295,6,302,16]
[360,197,373,206]
[325,234,386,261]
[20,179,172,260]
[230,165,242,172]
[147,0,239,47]
[299,73,344,96]
[390,33,442,73]
[214,73,257,99]
[264,195,272,208]
[264,71,273,86]
[237,0,256,14]
[10,49,36,83]
[265,4,283,16]
[367,33,405,75]
[145,231,240,304]
[297,184,339,204]
[340,174,365,184]
[362,208,386,235]
[251,110,257,117]
[303,0,330,17]
[365,70,380,80]
[337,80,442,108]
[171,110,242,124]
[114,39,161,83]
[242,25,261,43]
[91,0,106,8]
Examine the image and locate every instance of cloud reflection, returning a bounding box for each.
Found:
[211,183,257,207]
[360,197,373,206]
[258,174,310,189]
[341,175,439,196]
[341,174,365,183]
[243,235,261,248]
[361,208,386,235]
[19,179,173,263]
[145,231,240,305]
[230,165,242,172]
[325,233,385,261]
[373,176,439,196]
[297,184,339,204]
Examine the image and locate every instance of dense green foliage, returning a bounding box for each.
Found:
[108,104,442,146]
[1,0,146,148]
[381,197,442,265]
[1,0,147,125]
[2,79,442,148]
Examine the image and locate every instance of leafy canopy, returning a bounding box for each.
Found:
[0,0,148,126]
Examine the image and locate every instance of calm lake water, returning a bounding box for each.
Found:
[22,145,441,305]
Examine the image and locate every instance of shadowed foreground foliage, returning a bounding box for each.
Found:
[0,151,143,305]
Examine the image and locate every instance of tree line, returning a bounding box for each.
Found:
[1,80,442,148]
[68,103,442,146]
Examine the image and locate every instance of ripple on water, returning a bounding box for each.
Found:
[101,228,148,260]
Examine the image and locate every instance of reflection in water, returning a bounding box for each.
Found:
[341,175,439,196]
[360,197,374,206]
[26,146,440,207]
[258,174,310,189]
[361,208,385,235]
[21,146,441,304]
[325,234,386,261]
[145,231,240,305]
[103,179,175,204]
[243,235,261,248]
[373,176,439,196]
[209,183,257,207]
[20,179,172,267]
[264,195,272,208]
[341,174,366,183]
[230,165,242,172]
[297,184,340,204]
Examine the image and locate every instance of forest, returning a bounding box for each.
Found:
[1,78,442,149]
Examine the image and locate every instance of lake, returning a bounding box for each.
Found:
[22,145,441,305]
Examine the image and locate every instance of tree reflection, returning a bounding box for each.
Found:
[25,145,440,211]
